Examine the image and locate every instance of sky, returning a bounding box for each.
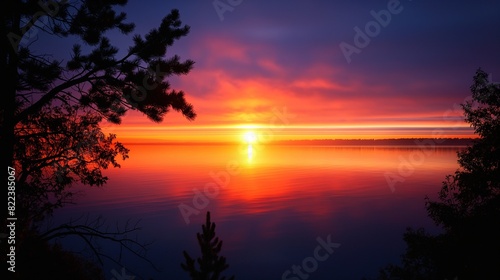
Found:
[38,0,500,142]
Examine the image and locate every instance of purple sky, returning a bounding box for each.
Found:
[28,0,500,141]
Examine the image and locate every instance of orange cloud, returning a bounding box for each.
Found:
[108,35,475,143]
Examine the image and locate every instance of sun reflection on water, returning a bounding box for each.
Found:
[247,144,253,161]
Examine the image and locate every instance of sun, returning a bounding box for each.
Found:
[243,131,257,144]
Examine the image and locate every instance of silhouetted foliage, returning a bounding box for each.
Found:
[377,68,500,279]
[1,0,196,277]
[15,100,129,224]
[181,212,235,280]
[13,229,105,280]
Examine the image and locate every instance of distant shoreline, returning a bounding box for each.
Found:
[121,138,476,146]
[269,138,475,146]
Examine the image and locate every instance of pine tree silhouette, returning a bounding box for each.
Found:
[181,212,235,280]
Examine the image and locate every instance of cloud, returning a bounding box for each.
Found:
[112,0,499,141]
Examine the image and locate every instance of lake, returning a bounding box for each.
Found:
[51,144,463,280]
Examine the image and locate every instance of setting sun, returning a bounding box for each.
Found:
[243,131,257,144]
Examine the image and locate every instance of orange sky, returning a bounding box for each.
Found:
[95,4,495,144]
[100,60,475,143]
[102,120,474,144]
[99,51,475,143]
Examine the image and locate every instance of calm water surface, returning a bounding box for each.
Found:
[52,144,462,280]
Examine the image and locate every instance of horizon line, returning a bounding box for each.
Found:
[119,137,477,146]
